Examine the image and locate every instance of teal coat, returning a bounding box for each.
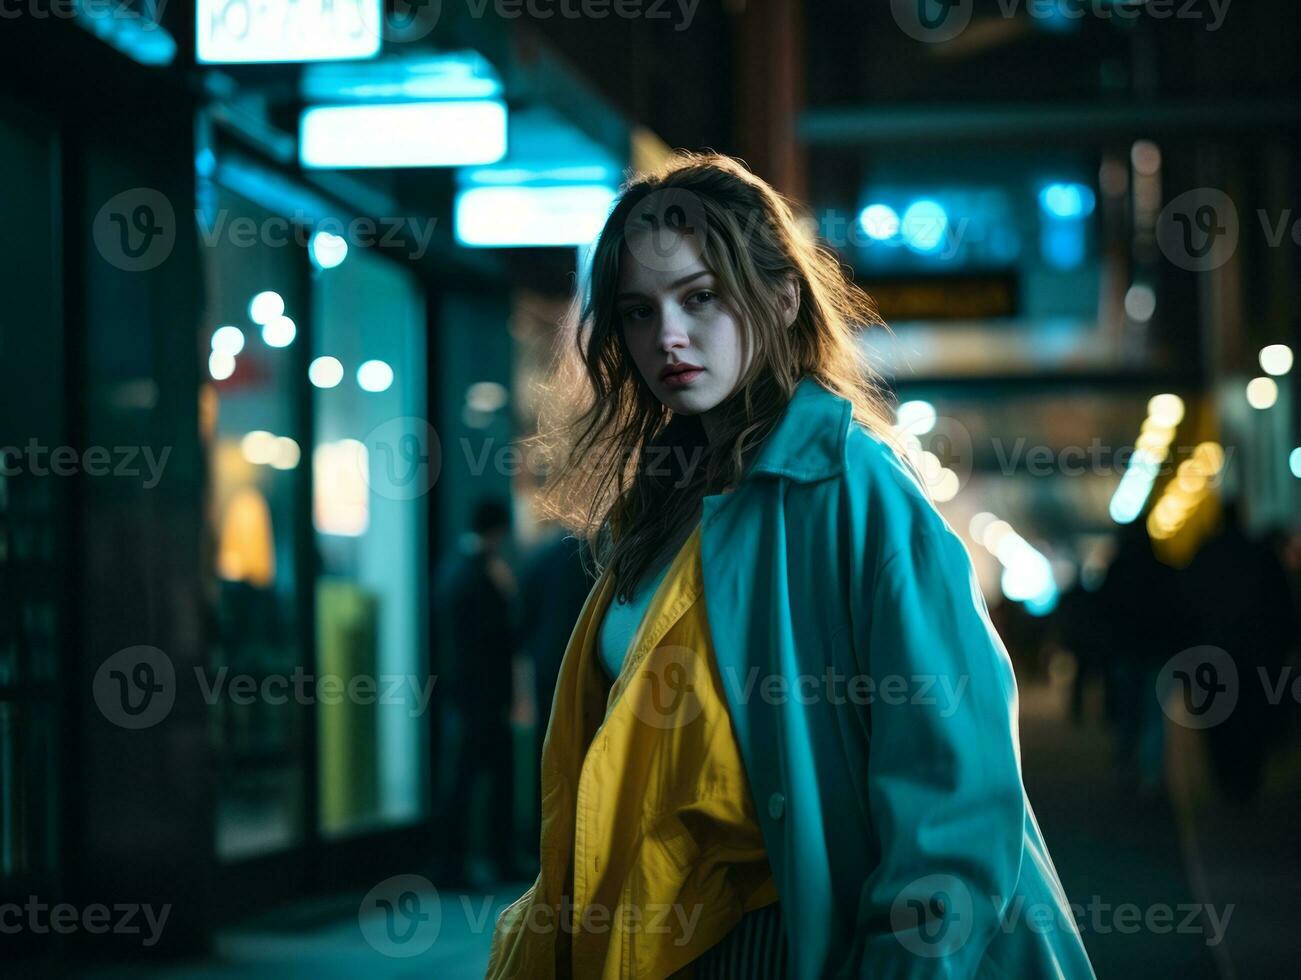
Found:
[696,375,1096,978]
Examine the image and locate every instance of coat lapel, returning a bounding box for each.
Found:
[697,376,857,975]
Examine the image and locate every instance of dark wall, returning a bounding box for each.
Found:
[0,21,215,960]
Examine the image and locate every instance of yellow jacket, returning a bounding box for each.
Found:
[485,521,777,979]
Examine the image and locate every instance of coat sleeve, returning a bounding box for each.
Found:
[850,525,1027,978]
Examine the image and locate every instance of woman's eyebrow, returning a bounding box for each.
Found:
[616,270,710,301]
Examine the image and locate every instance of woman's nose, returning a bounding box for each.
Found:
[657,306,690,351]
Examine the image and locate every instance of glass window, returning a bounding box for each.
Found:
[312,242,429,838]
[203,184,311,860]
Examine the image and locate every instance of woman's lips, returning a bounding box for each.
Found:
[662,367,703,388]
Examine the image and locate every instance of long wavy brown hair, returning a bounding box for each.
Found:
[527,151,898,602]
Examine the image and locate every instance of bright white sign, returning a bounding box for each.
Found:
[455,185,616,247]
[300,101,508,169]
[196,0,382,64]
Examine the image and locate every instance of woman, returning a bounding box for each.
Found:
[486,152,1096,979]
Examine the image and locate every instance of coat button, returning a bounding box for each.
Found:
[767,792,785,820]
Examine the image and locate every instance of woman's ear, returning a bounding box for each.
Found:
[779,275,801,329]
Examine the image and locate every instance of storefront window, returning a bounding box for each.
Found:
[203,185,310,860]
[312,241,429,838]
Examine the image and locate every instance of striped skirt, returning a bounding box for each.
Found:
[671,900,788,979]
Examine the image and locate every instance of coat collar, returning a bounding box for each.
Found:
[742,374,853,484]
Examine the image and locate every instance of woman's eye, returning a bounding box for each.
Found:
[621,306,651,322]
[690,290,716,305]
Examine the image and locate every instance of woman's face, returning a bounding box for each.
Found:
[615,238,749,419]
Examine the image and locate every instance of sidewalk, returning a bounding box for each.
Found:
[1022,673,1301,980]
[1163,694,1301,980]
[84,874,533,980]
[1019,680,1221,978]
[77,681,1297,979]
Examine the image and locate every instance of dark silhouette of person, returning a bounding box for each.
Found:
[1054,579,1109,725]
[1097,519,1187,793]
[434,497,524,884]
[1186,502,1299,803]
[516,525,595,858]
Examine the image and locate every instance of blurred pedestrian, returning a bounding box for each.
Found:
[1054,579,1108,724]
[1097,519,1184,795]
[433,496,525,884]
[1186,503,1298,803]
[515,523,593,858]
